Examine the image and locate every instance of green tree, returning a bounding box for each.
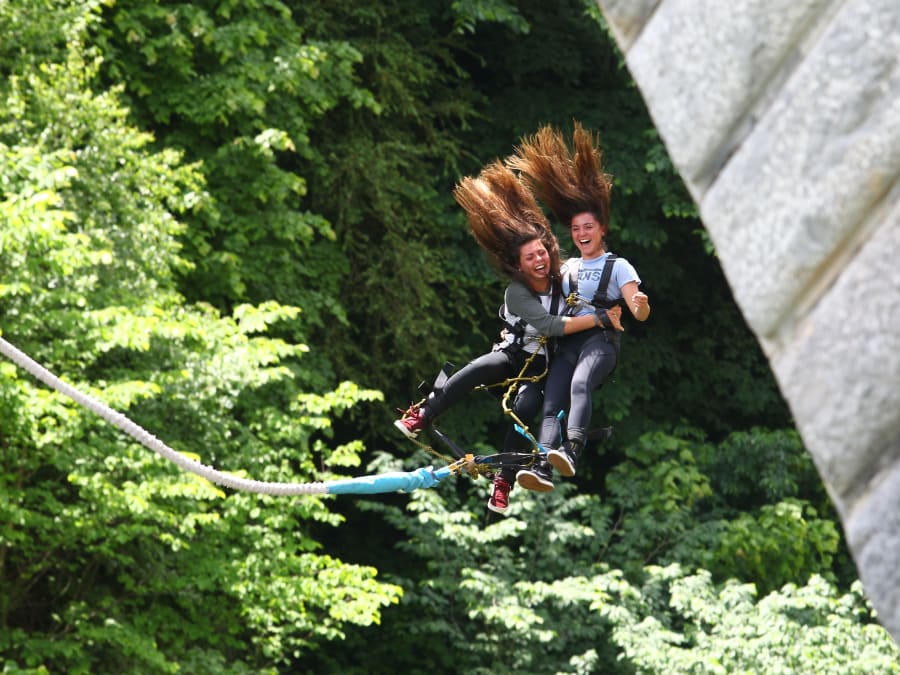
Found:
[1,7,398,671]
[90,0,490,406]
[4,0,888,672]
[305,447,899,673]
[600,566,899,675]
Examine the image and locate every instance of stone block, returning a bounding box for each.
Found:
[844,462,900,643]
[623,0,834,192]
[599,0,900,644]
[595,0,661,49]
[701,0,900,338]
[770,191,900,511]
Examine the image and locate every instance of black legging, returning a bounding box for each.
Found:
[427,348,546,480]
[538,329,618,449]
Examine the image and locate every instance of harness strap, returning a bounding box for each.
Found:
[498,303,529,350]
[594,254,618,307]
[499,279,562,351]
[549,279,561,316]
[566,254,619,314]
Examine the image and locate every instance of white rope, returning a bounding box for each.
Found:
[0,336,328,496]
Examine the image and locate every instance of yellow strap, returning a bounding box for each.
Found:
[495,338,548,449]
[408,337,550,475]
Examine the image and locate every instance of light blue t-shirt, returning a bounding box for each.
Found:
[561,252,641,317]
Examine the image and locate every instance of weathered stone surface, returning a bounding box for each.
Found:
[845,463,900,644]
[596,0,900,645]
[620,0,836,192]
[595,0,661,49]
[770,190,900,510]
[702,0,900,338]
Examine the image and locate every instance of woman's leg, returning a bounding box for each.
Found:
[502,353,546,447]
[499,374,544,483]
[543,334,617,477]
[426,350,513,419]
[395,350,514,440]
[482,352,544,511]
[565,336,617,444]
[504,379,543,445]
[537,350,576,450]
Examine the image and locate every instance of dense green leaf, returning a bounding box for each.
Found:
[2,0,898,672]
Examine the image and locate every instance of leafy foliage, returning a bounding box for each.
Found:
[2,0,898,672]
[602,567,899,675]
[308,429,898,673]
[1,6,398,672]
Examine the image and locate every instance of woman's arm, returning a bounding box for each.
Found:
[621,280,650,321]
[504,282,566,335]
[563,313,611,334]
[505,282,623,335]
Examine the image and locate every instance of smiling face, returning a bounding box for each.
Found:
[570,212,607,259]
[517,238,551,291]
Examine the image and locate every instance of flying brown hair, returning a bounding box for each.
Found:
[507,121,612,229]
[453,160,561,286]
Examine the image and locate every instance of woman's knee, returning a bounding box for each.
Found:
[569,375,593,401]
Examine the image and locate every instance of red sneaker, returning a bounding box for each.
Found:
[487,476,512,515]
[394,403,427,440]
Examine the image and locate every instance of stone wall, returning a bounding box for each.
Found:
[597,0,900,642]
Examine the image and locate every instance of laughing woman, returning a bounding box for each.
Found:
[394,160,620,514]
[509,122,650,491]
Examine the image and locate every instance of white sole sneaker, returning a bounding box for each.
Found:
[547,449,575,477]
[487,499,509,515]
[515,469,554,492]
[393,419,420,440]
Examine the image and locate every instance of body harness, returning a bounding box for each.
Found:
[565,253,622,335]
[497,279,562,353]
[405,282,565,478]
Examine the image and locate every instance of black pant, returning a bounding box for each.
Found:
[539,329,618,449]
[427,348,546,480]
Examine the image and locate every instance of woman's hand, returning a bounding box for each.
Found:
[621,281,650,321]
[597,305,624,331]
[630,291,650,320]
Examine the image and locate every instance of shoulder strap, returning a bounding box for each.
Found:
[567,260,581,297]
[549,279,561,316]
[591,254,618,307]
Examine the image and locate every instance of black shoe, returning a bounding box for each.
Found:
[548,440,583,477]
[516,460,554,492]
[588,426,613,443]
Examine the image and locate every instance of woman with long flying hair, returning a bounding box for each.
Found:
[509,122,650,490]
[394,160,620,513]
